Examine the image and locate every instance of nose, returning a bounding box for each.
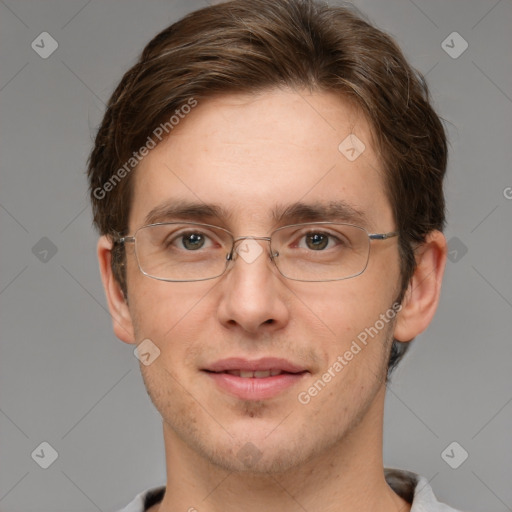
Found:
[216,237,290,335]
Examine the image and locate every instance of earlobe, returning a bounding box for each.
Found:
[393,230,447,342]
[97,236,136,344]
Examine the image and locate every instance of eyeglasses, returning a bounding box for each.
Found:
[115,222,398,282]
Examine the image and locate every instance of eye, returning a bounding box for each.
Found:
[299,231,338,251]
[305,233,328,250]
[164,230,215,251]
[181,232,206,250]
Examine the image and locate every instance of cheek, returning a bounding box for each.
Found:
[126,248,213,330]
[301,317,394,415]
[138,355,205,441]
[297,276,399,394]
[128,277,217,364]
[296,276,394,342]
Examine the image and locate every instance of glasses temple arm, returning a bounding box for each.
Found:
[368,231,399,240]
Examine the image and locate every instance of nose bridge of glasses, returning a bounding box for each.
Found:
[228,236,277,263]
[232,235,272,244]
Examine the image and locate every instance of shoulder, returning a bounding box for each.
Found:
[116,486,165,512]
[385,468,466,512]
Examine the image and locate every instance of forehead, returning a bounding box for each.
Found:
[130,88,394,232]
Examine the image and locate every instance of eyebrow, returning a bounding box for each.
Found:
[143,199,369,229]
[144,199,232,225]
[272,200,369,228]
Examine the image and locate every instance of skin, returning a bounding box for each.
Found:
[98,89,447,512]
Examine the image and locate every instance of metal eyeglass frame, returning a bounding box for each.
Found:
[115,221,399,283]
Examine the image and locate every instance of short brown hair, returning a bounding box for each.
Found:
[87,0,447,374]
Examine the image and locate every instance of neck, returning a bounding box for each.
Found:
[154,386,410,512]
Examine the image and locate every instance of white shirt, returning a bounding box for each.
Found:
[116,468,464,511]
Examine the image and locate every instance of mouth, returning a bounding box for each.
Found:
[213,369,291,378]
[202,357,309,400]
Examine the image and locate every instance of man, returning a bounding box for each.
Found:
[88,1,461,510]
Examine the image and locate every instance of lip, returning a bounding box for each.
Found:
[204,357,307,374]
[202,357,309,401]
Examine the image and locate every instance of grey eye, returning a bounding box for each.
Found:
[305,233,329,250]
[181,233,206,250]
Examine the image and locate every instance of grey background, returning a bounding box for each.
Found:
[1,0,511,511]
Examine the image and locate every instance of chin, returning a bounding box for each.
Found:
[206,440,311,475]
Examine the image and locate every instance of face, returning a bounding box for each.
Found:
[120,89,403,473]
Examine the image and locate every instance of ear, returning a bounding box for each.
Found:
[393,230,447,342]
[97,236,136,344]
